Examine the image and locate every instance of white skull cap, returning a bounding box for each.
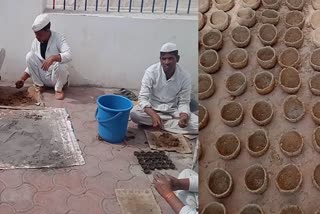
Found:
[160,42,178,52]
[32,14,50,32]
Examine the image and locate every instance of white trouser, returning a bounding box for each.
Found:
[130,105,198,135]
[176,169,198,209]
[26,51,69,91]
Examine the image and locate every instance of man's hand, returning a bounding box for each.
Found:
[15,72,30,89]
[144,107,163,128]
[41,56,55,71]
[153,172,186,214]
[153,172,173,198]
[178,113,189,128]
[164,173,180,191]
[15,80,24,89]
[41,55,61,71]
[151,113,163,128]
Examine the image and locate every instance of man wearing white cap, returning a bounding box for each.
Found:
[15,14,72,100]
[130,42,198,135]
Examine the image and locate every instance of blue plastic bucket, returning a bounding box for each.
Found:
[95,94,133,144]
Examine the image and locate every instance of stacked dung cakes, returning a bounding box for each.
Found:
[134,151,175,174]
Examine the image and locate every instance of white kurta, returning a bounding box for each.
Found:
[25,31,72,91]
[177,169,198,214]
[130,62,198,135]
[139,62,191,115]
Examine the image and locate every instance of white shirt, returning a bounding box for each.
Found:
[180,205,198,214]
[180,175,198,214]
[25,31,72,74]
[139,62,192,116]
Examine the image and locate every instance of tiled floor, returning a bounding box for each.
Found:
[0,84,194,214]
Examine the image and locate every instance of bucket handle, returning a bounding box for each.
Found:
[95,108,123,124]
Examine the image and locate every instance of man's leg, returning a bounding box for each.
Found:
[51,63,69,100]
[163,112,198,135]
[175,169,198,208]
[130,105,153,126]
[26,51,51,90]
[130,105,173,126]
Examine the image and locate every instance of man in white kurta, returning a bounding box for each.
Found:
[15,14,72,100]
[130,42,198,135]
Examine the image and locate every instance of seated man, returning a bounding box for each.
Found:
[130,42,198,135]
[15,14,72,100]
[153,169,198,214]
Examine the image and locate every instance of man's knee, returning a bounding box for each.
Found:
[26,51,36,64]
[130,108,153,126]
[53,64,68,82]
[130,110,140,124]
[55,63,68,73]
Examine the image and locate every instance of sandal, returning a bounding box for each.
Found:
[120,88,138,101]
[114,88,138,101]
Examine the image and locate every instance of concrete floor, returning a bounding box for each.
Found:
[0,83,195,213]
[199,0,320,213]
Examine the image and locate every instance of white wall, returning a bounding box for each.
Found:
[0,0,46,81]
[0,0,198,92]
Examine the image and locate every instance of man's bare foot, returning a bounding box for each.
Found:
[55,91,64,100]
